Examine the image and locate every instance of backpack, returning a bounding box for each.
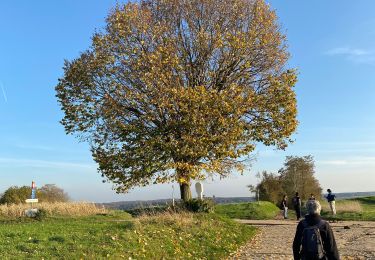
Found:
[301,219,326,260]
[293,197,300,206]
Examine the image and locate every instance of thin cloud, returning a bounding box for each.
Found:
[326,47,370,56]
[325,47,375,64]
[319,156,375,166]
[15,144,55,151]
[0,157,96,169]
[0,81,7,102]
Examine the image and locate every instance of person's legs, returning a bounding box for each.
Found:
[284,207,288,219]
[331,201,336,215]
[329,201,336,215]
[296,207,301,220]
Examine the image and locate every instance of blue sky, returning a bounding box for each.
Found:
[0,1,374,202]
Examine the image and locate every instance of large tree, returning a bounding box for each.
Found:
[279,155,322,201]
[256,171,284,205]
[38,184,70,203]
[56,0,298,201]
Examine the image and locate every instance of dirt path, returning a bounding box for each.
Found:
[230,220,375,260]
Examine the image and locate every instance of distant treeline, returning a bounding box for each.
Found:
[334,191,375,200]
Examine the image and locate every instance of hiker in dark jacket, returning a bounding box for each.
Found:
[293,200,340,260]
[293,192,302,220]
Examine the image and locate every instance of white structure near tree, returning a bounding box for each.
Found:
[195,182,204,200]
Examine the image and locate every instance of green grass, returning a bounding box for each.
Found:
[0,211,256,259]
[321,196,375,221]
[215,201,280,220]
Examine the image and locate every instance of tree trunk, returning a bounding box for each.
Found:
[179,182,192,201]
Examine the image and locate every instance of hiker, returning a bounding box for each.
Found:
[293,192,302,220]
[325,189,336,215]
[293,199,340,260]
[281,195,288,219]
[309,193,316,201]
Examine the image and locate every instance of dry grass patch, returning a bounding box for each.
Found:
[0,202,107,218]
[321,200,362,213]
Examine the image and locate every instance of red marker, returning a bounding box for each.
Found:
[31,181,36,189]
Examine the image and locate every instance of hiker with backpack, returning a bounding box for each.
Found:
[293,199,339,260]
[325,189,336,215]
[293,192,302,220]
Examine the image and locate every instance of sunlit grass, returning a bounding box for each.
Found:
[321,196,375,221]
[0,211,256,259]
[215,201,280,219]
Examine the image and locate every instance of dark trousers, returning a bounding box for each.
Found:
[295,207,301,220]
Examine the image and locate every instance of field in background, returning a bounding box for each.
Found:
[321,196,375,221]
[0,202,107,218]
[214,196,375,221]
[0,211,255,259]
[215,201,280,220]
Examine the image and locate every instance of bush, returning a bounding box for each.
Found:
[126,205,169,217]
[35,209,49,221]
[0,184,70,204]
[0,186,31,204]
[183,198,215,213]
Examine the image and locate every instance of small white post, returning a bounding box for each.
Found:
[195,182,204,200]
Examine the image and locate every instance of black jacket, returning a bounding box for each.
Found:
[293,196,301,209]
[293,214,340,260]
[282,199,287,209]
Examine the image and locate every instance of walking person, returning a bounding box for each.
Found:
[293,192,302,220]
[325,189,336,215]
[293,199,340,260]
[281,195,288,219]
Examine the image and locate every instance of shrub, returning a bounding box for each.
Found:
[183,198,215,213]
[0,184,70,204]
[126,205,168,217]
[0,186,31,204]
[35,208,49,221]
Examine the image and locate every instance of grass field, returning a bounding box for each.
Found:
[214,196,375,221]
[215,201,280,220]
[0,210,256,259]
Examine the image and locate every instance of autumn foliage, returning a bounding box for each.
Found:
[56,0,298,200]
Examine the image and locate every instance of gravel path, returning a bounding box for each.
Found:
[230,220,375,260]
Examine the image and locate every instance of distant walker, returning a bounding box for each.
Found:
[325,189,336,215]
